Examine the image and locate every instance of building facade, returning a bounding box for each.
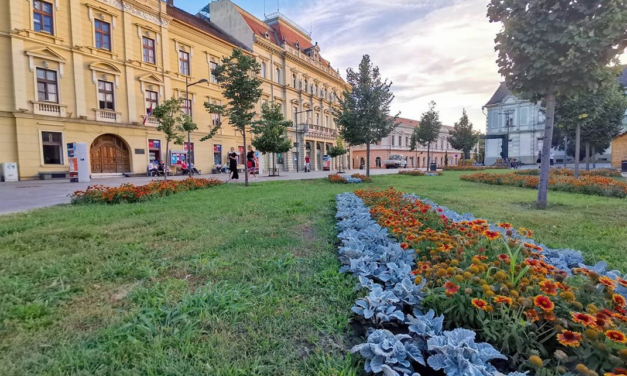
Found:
[0,0,345,180]
[207,0,347,172]
[350,117,463,169]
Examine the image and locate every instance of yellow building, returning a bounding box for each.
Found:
[207,0,348,172]
[0,0,345,180]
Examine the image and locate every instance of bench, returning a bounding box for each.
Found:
[39,171,69,180]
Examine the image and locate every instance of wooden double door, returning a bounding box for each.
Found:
[90,134,131,173]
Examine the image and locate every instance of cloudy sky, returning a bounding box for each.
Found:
[176,0,503,132]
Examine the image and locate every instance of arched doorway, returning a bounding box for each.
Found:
[90,134,131,173]
[375,157,381,168]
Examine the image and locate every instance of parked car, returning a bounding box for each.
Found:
[383,154,407,169]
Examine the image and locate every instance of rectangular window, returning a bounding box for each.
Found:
[33,0,54,34]
[398,136,402,146]
[391,136,395,146]
[182,95,192,116]
[36,68,58,103]
[316,113,320,125]
[179,50,190,75]
[210,61,218,83]
[142,37,155,64]
[212,113,221,127]
[146,90,158,115]
[98,80,114,110]
[95,20,111,51]
[41,131,63,164]
[406,137,409,146]
[213,144,222,165]
[325,115,329,127]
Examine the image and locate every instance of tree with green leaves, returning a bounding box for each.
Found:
[333,55,399,177]
[487,0,627,208]
[448,109,480,161]
[409,125,421,169]
[328,137,348,172]
[205,48,263,186]
[153,97,185,181]
[251,101,293,177]
[415,101,442,170]
[553,76,627,176]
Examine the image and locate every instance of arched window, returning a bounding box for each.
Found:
[375,157,381,168]
[261,62,266,78]
[422,156,426,167]
[275,67,281,84]
[292,74,297,88]
[304,79,308,91]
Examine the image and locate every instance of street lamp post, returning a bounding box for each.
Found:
[294,109,313,172]
[185,77,208,178]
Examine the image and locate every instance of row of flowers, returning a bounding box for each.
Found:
[514,168,623,178]
[399,170,442,177]
[443,166,503,171]
[69,178,224,205]
[460,172,627,198]
[353,188,627,376]
[329,173,373,184]
[336,193,525,376]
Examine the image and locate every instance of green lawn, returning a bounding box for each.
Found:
[1,171,626,375]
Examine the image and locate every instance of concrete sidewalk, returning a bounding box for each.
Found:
[0,169,400,215]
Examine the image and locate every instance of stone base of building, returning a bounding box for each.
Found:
[350,150,462,170]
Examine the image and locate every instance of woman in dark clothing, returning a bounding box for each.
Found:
[247,145,258,180]
[228,147,239,180]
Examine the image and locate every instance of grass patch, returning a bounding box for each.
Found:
[1,171,626,374]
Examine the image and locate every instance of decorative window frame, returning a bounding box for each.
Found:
[137,24,159,65]
[38,128,66,167]
[90,62,122,122]
[139,74,164,98]
[175,89,196,116]
[28,0,60,36]
[27,47,66,116]
[175,40,193,76]
[86,4,117,52]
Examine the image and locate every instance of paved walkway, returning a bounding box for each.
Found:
[0,169,400,215]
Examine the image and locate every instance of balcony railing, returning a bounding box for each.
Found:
[299,123,338,139]
[144,115,159,126]
[32,101,67,117]
[95,109,121,123]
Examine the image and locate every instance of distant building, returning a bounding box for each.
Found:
[350,117,463,169]
[484,70,627,166]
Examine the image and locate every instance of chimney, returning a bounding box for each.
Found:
[166,0,174,5]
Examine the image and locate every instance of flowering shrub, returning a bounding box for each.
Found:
[399,170,442,176]
[514,168,622,178]
[329,174,369,184]
[443,166,501,171]
[355,187,627,375]
[329,174,348,184]
[461,172,627,198]
[70,178,223,205]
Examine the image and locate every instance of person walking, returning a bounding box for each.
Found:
[247,145,258,180]
[305,155,311,172]
[228,147,239,180]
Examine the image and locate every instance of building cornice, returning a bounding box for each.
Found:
[95,0,170,28]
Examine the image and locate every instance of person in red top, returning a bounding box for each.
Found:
[305,155,311,172]
[180,160,188,175]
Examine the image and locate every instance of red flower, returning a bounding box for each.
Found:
[497,254,510,263]
[483,230,500,240]
[471,298,488,310]
[571,312,596,328]
[444,281,459,295]
[599,276,616,290]
[613,294,626,308]
[534,295,554,312]
[556,330,582,347]
[539,280,558,296]
[497,222,512,230]
[525,309,539,323]
[605,330,627,344]
[493,295,513,305]
[400,242,409,250]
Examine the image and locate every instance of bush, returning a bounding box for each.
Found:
[461,172,627,198]
[351,173,372,182]
[356,188,627,375]
[514,168,622,178]
[328,174,347,184]
[399,170,441,176]
[70,178,223,205]
[443,166,501,171]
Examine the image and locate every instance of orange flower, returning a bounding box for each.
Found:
[497,222,513,230]
[444,281,459,295]
[539,280,558,296]
[605,330,627,344]
[557,330,582,347]
[534,295,554,312]
[525,309,539,323]
[497,254,510,263]
[493,295,513,305]
[599,276,616,290]
[440,243,453,252]
[483,230,500,240]
[571,312,597,328]
[617,278,627,288]
[400,242,409,250]
[471,298,488,310]
[613,294,626,308]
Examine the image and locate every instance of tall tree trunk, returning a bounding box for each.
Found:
[366,143,371,177]
[592,145,596,169]
[243,130,249,186]
[537,90,556,209]
[563,137,567,168]
[574,124,581,178]
[427,144,431,170]
[164,140,170,181]
[585,141,590,171]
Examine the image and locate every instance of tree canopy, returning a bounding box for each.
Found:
[251,101,293,175]
[415,101,442,167]
[333,54,399,176]
[153,97,185,180]
[448,109,480,160]
[487,0,627,208]
[206,48,263,186]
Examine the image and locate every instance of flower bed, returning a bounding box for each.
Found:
[514,168,622,178]
[70,178,223,205]
[443,166,501,171]
[347,188,627,376]
[461,172,627,198]
[399,170,442,177]
[336,193,519,376]
[328,173,370,184]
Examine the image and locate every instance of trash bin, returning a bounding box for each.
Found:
[430,162,437,172]
[622,160,627,172]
